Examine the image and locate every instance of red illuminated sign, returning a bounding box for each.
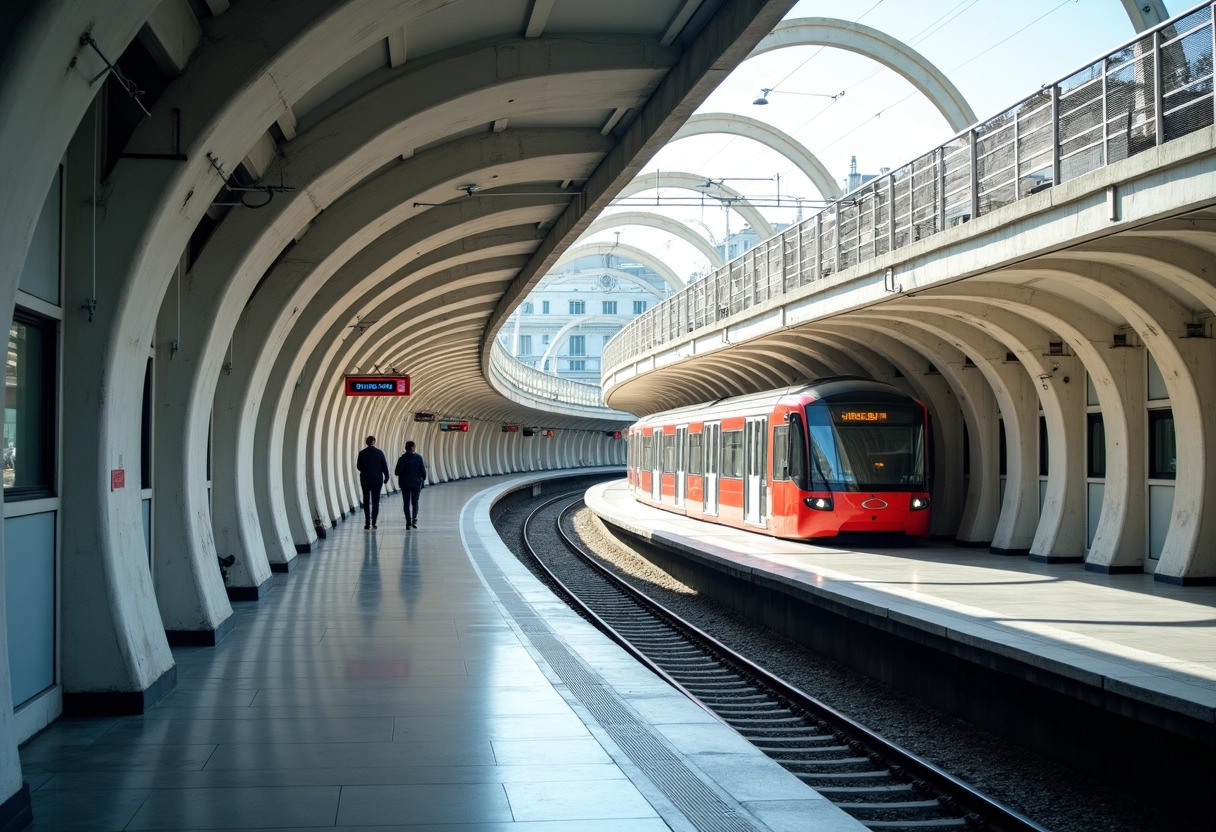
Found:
[110,469,125,490]
[502,424,520,433]
[345,375,410,396]
[439,420,469,432]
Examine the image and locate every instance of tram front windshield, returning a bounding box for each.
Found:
[805,403,926,491]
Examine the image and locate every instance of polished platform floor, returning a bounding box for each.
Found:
[587,480,1216,725]
[20,473,859,832]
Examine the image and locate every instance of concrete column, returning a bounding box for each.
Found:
[151,272,235,637]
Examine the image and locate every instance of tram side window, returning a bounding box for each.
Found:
[1087,413,1106,478]
[1148,410,1176,479]
[642,435,653,470]
[662,433,675,473]
[772,425,789,480]
[788,413,808,489]
[5,311,56,498]
[688,433,703,475]
[722,430,744,478]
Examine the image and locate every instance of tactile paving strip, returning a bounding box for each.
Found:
[463,504,763,832]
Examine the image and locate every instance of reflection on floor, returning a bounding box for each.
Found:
[21,483,672,831]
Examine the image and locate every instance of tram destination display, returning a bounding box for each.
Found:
[344,375,410,396]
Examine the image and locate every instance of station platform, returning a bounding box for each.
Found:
[586,479,1216,789]
[18,471,862,832]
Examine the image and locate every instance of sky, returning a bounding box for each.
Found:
[572,0,1191,281]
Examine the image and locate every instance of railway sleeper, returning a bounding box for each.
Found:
[859,819,969,829]
[756,744,851,756]
[750,733,838,745]
[813,784,918,796]
[783,757,877,770]
[836,799,948,813]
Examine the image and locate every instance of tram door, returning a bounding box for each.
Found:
[703,422,720,515]
[744,417,768,526]
[675,425,688,509]
[650,429,661,501]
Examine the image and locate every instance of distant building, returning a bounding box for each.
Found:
[714,223,791,262]
[502,254,674,383]
[844,155,884,193]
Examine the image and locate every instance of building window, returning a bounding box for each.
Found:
[541,333,550,345]
[518,335,532,355]
[602,301,617,315]
[569,300,585,315]
[542,301,550,314]
[522,302,534,314]
[568,360,586,371]
[1148,409,1176,479]
[5,311,56,497]
[633,300,647,314]
[569,335,586,356]
[1087,413,1106,478]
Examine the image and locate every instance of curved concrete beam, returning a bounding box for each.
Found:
[579,211,724,267]
[1121,0,1169,31]
[673,113,842,200]
[616,171,776,238]
[751,18,976,132]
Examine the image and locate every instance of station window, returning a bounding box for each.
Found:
[601,301,617,315]
[688,433,703,475]
[1038,416,1049,477]
[998,420,1007,476]
[1148,409,1176,479]
[772,425,789,480]
[141,358,153,490]
[722,430,744,478]
[1087,413,1106,478]
[4,311,57,498]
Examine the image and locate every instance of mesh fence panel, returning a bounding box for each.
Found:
[1105,36,1158,162]
[942,137,972,226]
[892,167,912,249]
[819,212,837,275]
[1161,13,1214,140]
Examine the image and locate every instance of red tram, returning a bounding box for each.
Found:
[626,378,931,539]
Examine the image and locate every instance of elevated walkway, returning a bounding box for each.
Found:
[586,479,1216,816]
[20,472,860,832]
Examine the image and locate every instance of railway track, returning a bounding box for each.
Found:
[521,492,1050,832]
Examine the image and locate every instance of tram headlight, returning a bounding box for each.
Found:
[910,496,931,511]
[804,496,834,511]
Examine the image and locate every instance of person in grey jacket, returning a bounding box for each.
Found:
[356,435,390,529]
[394,441,428,529]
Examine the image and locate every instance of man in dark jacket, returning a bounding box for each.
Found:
[356,435,390,529]
[394,441,427,529]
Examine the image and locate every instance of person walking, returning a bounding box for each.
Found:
[394,440,428,529]
[356,435,390,529]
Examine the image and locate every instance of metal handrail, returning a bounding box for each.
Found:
[488,339,623,412]
[602,2,1216,379]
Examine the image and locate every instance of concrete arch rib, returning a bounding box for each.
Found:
[673,114,842,200]
[751,19,976,132]
[539,315,627,368]
[554,243,685,291]
[617,172,776,239]
[1122,0,1170,31]
[579,211,724,267]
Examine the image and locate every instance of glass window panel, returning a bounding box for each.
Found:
[662,434,674,473]
[1039,416,1049,476]
[569,335,585,356]
[1086,372,1099,407]
[1087,412,1106,478]
[1147,352,1169,400]
[18,167,61,306]
[5,314,55,496]
[1148,409,1176,479]
[722,430,743,478]
[688,434,703,475]
[772,425,789,480]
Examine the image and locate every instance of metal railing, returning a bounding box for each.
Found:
[602,3,1215,377]
[489,339,619,410]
